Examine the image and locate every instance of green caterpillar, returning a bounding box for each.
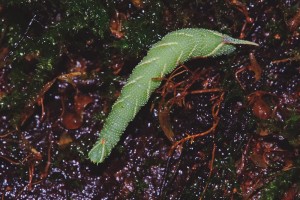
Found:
[89,28,258,164]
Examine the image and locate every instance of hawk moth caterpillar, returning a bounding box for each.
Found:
[89,28,258,164]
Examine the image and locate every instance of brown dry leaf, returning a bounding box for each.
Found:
[110,11,127,38]
[74,92,93,113]
[68,58,88,73]
[130,0,144,9]
[288,8,300,32]
[30,147,42,160]
[62,111,83,130]
[248,53,262,82]
[57,132,73,148]
[259,128,270,136]
[282,160,294,171]
[248,91,272,120]
[250,153,268,168]
[252,98,272,120]
[158,106,175,143]
[61,92,93,130]
[24,51,40,61]
[282,184,299,200]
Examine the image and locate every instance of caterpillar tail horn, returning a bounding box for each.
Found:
[223,36,259,46]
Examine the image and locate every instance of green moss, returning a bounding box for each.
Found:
[1,0,110,125]
[114,0,164,58]
[282,112,300,147]
[260,169,299,200]
[59,1,109,38]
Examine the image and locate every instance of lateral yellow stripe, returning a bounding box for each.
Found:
[152,42,178,49]
[202,43,224,57]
